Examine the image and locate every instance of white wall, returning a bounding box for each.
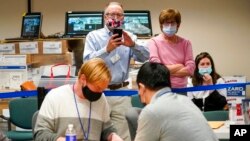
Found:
[1,0,250,96]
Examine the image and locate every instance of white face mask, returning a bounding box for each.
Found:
[162,25,177,37]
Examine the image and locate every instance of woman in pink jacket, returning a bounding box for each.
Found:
[148,8,195,92]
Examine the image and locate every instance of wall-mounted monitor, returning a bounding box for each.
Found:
[123,10,153,38]
[64,11,103,37]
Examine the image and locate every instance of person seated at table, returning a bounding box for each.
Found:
[34,58,123,141]
[131,62,218,141]
[187,52,228,111]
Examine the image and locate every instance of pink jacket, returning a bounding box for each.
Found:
[148,34,195,88]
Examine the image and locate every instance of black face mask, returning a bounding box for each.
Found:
[82,86,102,102]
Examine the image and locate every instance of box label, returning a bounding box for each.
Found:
[0,43,15,54]
[43,41,62,54]
[0,55,27,65]
[19,42,39,54]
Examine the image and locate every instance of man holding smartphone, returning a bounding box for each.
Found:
[84,2,149,141]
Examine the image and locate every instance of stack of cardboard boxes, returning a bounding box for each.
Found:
[0,39,74,90]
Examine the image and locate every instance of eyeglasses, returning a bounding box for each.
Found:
[106,13,124,18]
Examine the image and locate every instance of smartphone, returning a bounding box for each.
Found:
[113,28,123,39]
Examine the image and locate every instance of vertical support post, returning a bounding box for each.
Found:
[28,0,32,13]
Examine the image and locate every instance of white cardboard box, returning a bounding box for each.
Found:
[0,55,28,90]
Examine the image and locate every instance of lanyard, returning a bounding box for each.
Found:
[73,84,92,140]
[156,88,172,98]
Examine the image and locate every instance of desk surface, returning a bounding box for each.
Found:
[211,121,229,139]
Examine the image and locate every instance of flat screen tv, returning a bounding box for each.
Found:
[123,10,153,38]
[64,11,104,37]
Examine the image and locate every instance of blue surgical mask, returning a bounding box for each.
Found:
[162,25,177,37]
[198,67,212,75]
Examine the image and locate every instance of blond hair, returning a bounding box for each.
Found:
[78,58,111,84]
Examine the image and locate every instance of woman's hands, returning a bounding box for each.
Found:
[202,74,213,85]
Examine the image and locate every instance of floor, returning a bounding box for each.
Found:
[0,99,9,134]
[0,119,9,134]
[0,99,16,139]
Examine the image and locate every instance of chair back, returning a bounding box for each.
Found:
[203,110,229,121]
[131,95,144,108]
[32,110,39,134]
[9,97,38,129]
[125,107,141,141]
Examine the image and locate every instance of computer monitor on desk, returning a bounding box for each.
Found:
[21,12,42,38]
[5,12,42,41]
[123,10,153,38]
[64,11,103,38]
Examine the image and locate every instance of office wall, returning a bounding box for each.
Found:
[1,0,250,96]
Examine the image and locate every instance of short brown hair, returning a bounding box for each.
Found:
[159,8,181,26]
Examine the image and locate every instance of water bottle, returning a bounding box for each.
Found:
[229,103,236,124]
[65,124,77,141]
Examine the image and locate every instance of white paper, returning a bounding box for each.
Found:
[19,42,39,54]
[0,55,27,65]
[0,65,27,90]
[0,43,15,54]
[43,41,62,54]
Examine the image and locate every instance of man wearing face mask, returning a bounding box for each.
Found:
[187,52,228,111]
[84,2,149,141]
[34,58,123,141]
[148,8,195,94]
[131,62,218,141]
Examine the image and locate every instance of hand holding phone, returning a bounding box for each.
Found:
[113,28,123,39]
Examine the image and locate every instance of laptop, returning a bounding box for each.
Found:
[63,11,104,38]
[5,12,42,41]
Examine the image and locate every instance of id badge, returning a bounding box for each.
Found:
[110,54,121,64]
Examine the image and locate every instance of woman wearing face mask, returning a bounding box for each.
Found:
[34,58,123,141]
[188,52,228,111]
[148,8,195,94]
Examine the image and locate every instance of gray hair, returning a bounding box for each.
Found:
[104,2,123,15]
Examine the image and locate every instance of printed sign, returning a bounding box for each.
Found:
[223,76,246,97]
